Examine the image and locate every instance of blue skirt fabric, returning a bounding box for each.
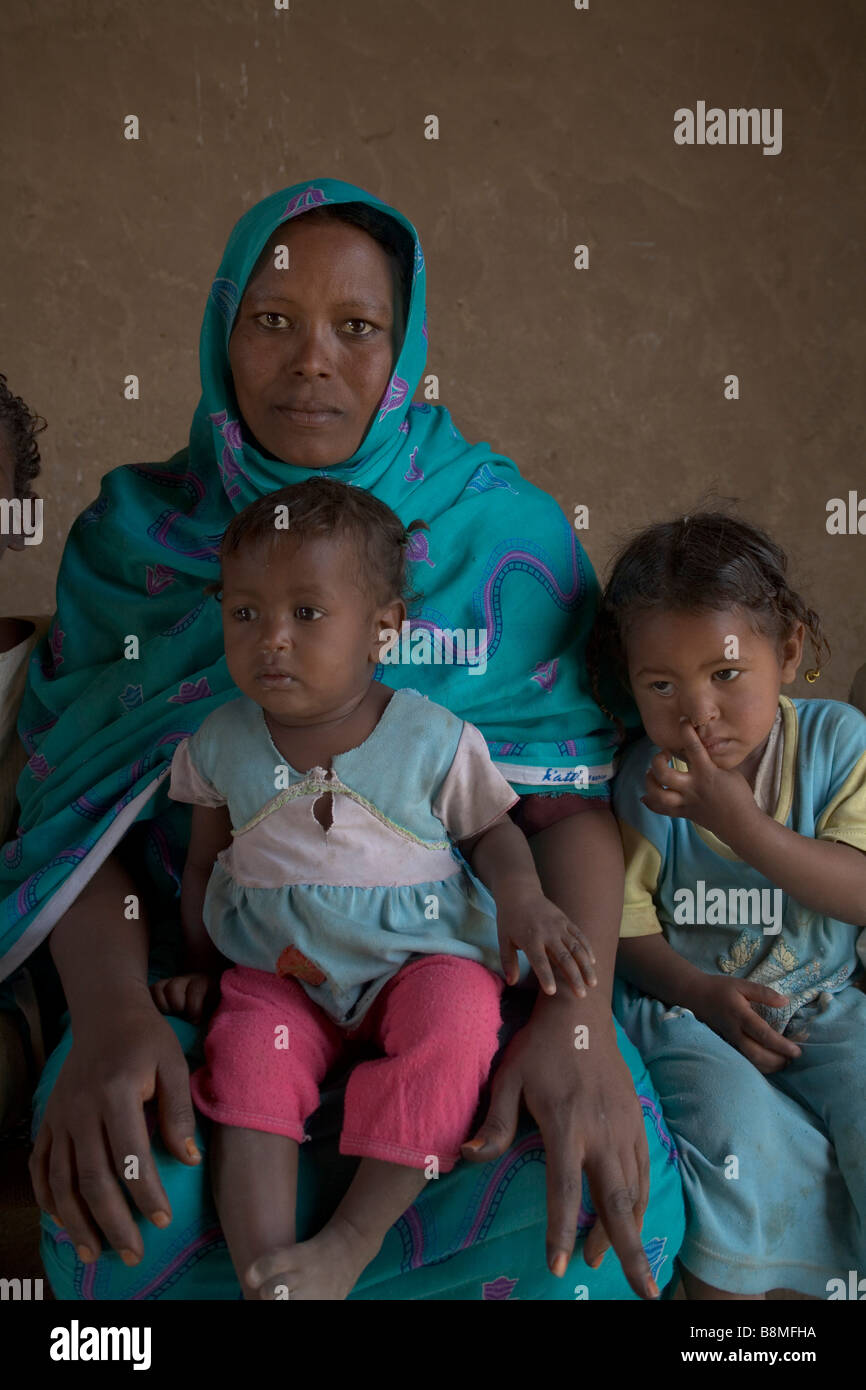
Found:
[613,977,866,1297]
[32,985,686,1301]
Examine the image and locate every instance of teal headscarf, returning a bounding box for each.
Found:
[1,177,621,980]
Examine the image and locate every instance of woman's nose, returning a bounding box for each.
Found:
[287,321,334,377]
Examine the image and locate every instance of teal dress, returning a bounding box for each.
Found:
[6,176,686,1298]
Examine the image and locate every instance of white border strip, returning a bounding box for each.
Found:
[492,760,614,787]
[0,769,170,984]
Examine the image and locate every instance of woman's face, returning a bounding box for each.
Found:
[228,217,402,468]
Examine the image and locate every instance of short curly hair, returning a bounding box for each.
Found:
[207,476,429,611]
[588,511,830,738]
[0,373,45,496]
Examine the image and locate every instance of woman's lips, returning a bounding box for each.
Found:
[277,406,341,428]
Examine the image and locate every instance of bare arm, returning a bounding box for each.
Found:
[463,802,659,1301]
[48,849,155,1024]
[617,931,716,1011]
[179,802,233,972]
[459,813,598,995]
[30,847,202,1268]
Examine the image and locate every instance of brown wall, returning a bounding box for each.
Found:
[2,0,864,699]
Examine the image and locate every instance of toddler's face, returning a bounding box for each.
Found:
[220,533,402,726]
[625,607,803,782]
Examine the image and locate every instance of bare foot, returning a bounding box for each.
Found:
[246,1214,381,1301]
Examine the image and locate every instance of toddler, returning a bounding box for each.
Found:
[152,477,596,1300]
[593,513,866,1300]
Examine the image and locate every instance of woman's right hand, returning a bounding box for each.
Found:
[29,997,202,1267]
[690,975,802,1073]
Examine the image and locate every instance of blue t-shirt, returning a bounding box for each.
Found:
[613,696,866,1033]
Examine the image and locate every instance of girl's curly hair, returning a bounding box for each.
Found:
[206,476,429,610]
[587,512,830,740]
[0,373,45,495]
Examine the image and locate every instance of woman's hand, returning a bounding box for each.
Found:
[461,989,657,1300]
[641,720,759,846]
[29,998,202,1267]
[496,891,598,998]
[690,974,802,1073]
[151,972,219,1025]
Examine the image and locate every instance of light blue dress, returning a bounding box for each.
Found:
[168,686,525,1025]
[612,696,866,1295]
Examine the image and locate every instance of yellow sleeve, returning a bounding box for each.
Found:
[618,819,665,938]
[815,751,866,853]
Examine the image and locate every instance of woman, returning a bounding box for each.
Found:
[0,178,684,1299]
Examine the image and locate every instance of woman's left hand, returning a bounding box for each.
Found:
[641,719,758,845]
[461,987,656,1300]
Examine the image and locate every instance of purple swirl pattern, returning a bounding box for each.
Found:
[405,532,434,567]
[168,678,213,705]
[19,715,58,756]
[127,464,206,509]
[120,684,144,712]
[146,511,223,562]
[27,753,56,782]
[403,447,424,482]
[145,564,177,596]
[160,600,207,638]
[282,186,330,218]
[377,373,409,423]
[3,833,23,869]
[531,658,558,692]
[482,1274,518,1300]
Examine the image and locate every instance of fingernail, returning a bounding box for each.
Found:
[149,1210,171,1228]
[551,1252,569,1277]
[76,1244,95,1263]
[185,1138,201,1161]
[587,1254,604,1269]
[646,1275,660,1299]
[119,1248,141,1267]
[461,1138,484,1151]
[47,1212,62,1226]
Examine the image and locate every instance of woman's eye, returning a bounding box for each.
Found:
[231,607,255,621]
[714,668,741,682]
[343,319,375,336]
[295,607,323,621]
[650,681,674,696]
[257,313,290,329]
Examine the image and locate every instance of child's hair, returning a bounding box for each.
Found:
[588,512,830,734]
[0,373,45,495]
[206,476,429,611]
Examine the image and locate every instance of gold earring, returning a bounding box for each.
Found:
[805,669,820,684]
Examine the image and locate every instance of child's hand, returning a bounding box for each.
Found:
[150,973,219,1025]
[496,893,597,998]
[690,974,802,1073]
[641,719,759,845]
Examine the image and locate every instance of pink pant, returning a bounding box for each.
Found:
[190,954,505,1172]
